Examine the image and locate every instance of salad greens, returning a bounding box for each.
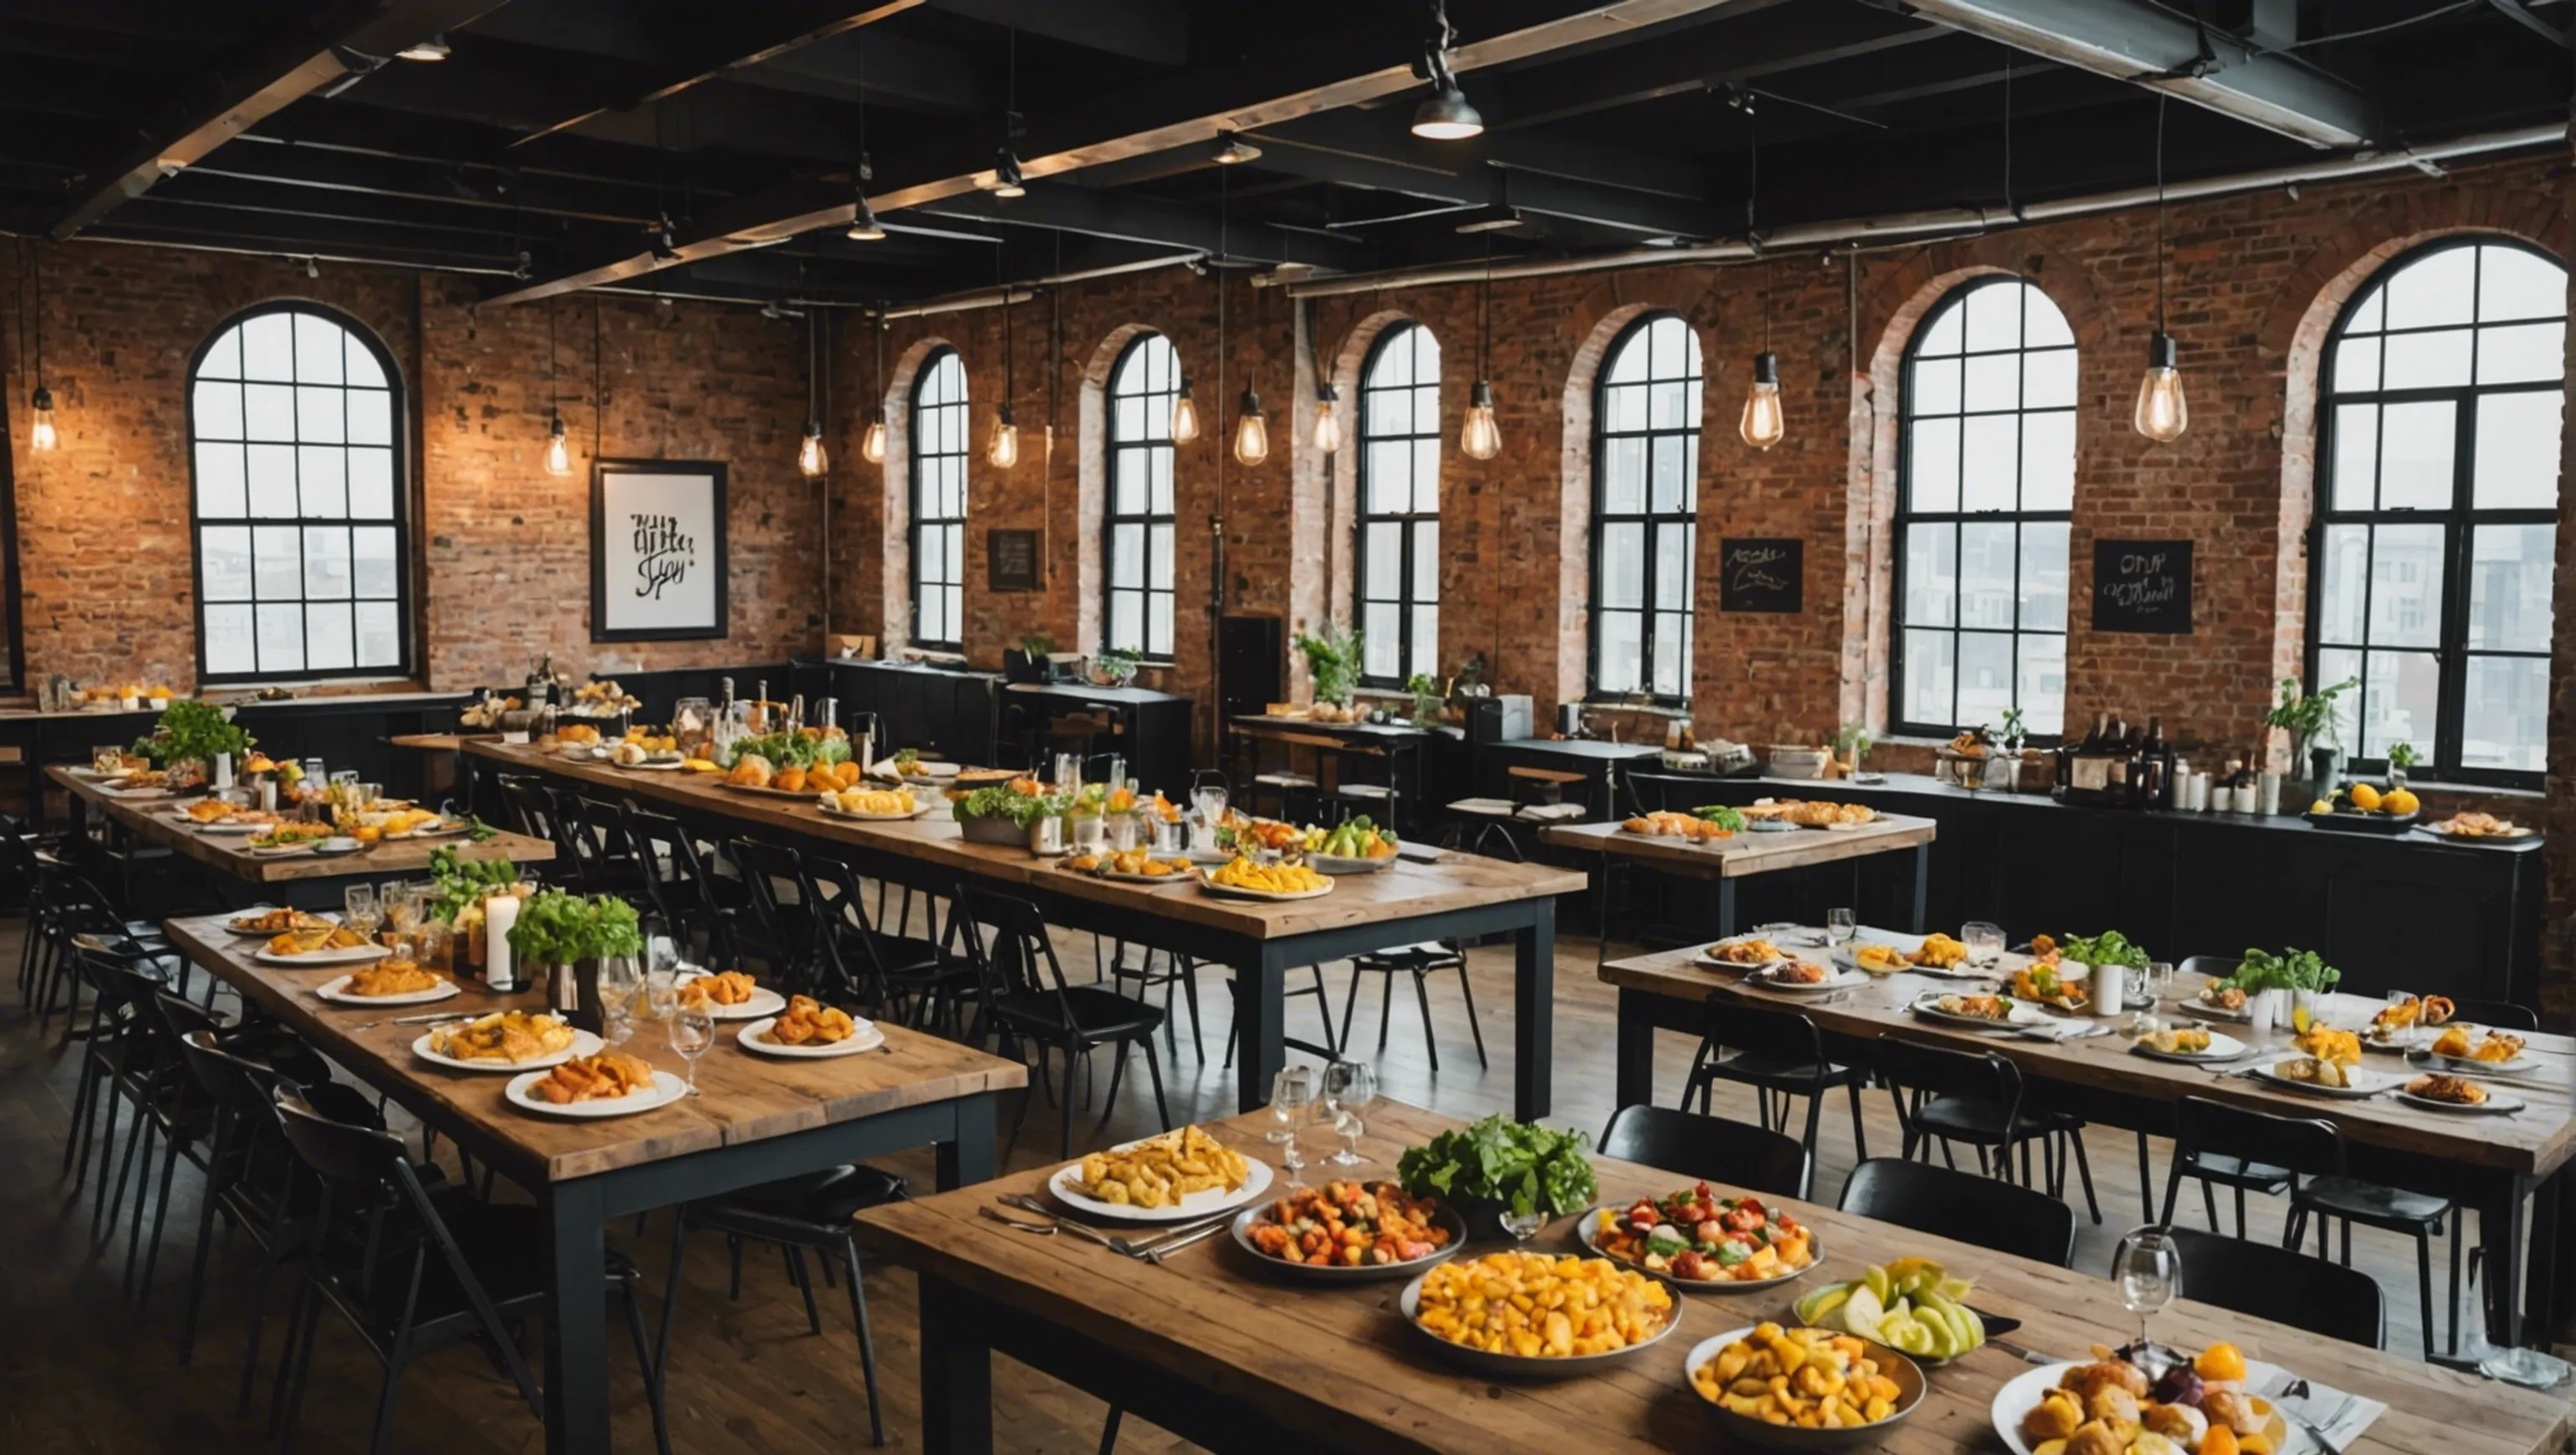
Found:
[2056,929,2149,971]
[719,729,851,770]
[133,699,253,768]
[1693,804,1748,833]
[424,845,518,923]
[1397,1115,1597,1219]
[955,782,1067,828]
[2225,946,2340,994]
[505,888,643,966]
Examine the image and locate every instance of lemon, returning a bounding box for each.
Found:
[2350,782,2382,811]
[2384,787,2420,816]
[2309,798,2334,814]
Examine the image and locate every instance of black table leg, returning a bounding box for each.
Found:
[1233,959,1284,1113]
[1907,844,1929,933]
[1716,877,1737,939]
[918,1272,995,1455]
[543,1177,611,1455]
[937,1093,997,1190]
[1513,899,1554,1122]
[2523,1167,2561,1343]
[1614,987,1656,1109]
[2481,1176,2530,1349]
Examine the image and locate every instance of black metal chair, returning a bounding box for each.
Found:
[1338,940,1485,1071]
[806,853,981,1030]
[955,883,1171,1158]
[494,773,564,851]
[1598,1104,1807,1200]
[172,1028,328,1375]
[2143,1224,2385,1348]
[1838,1157,2079,1267]
[1875,1035,2099,1223]
[1681,1000,1867,1198]
[726,837,823,994]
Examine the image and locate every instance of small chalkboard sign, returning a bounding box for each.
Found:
[2091,538,2192,633]
[986,528,1041,593]
[1719,538,1802,613]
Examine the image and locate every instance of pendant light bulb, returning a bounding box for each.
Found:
[543,411,571,475]
[797,419,828,477]
[2133,331,2188,444]
[27,385,57,452]
[988,148,1026,199]
[1232,386,1269,467]
[1171,375,1200,443]
[1311,386,1342,454]
[1459,379,1501,460]
[1411,69,1483,141]
[987,404,1020,470]
[860,409,886,464]
[1738,351,1784,450]
[847,195,886,242]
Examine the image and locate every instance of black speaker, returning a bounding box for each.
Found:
[1217,615,1283,723]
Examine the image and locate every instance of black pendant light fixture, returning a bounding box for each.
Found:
[860,317,887,464]
[23,242,55,452]
[1226,168,1269,467]
[984,29,1027,198]
[1410,0,1483,141]
[2133,95,2188,444]
[1459,236,1500,460]
[543,299,571,475]
[1734,91,1783,450]
[988,278,1020,470]
[847,34,885,242]
[797,308,828,477]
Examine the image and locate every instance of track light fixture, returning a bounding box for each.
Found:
[1410,2,1483,141]
[1210,132,1262,166]
[397,34,449,61]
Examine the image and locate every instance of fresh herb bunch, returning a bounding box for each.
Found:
[424,845,519,923]
[2056,929,2150,971]
[506,888,643,966]
[720,728,851,770]
[1693,804,1748,833]
[955,781,1067,828]
[132,699,253,767]
[2226,946,2340,995]
[2265,675,2359,742]
[1396,1115,1597,1219]
[1293,621,1364,704]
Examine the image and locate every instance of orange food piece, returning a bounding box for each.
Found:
[2202,1426,2241,1455]
[2195,1341,2247,1382]
[776,766,808,793]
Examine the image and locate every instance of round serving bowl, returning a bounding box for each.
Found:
[1682,1325,1927,1451]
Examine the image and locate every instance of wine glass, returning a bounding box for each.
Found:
[1825,907,1857,952]
[649,956,691,1022]
[1501,1208,1550,1244]
[2113,1225,2182,1363]
[669,1006,715,1095]
[385,884,424,945]
[1321,1061,1377,1167]
[1267,1066,1316,1182]
[598,956,643,1046]
[1961,921,2005,969]
[342,884,381,944]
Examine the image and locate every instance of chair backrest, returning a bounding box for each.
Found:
[2444,999,2539,1031]
[2171,1095,2343,1179]
[801,854,903,1005]
[616,801,693,933]
[496,775,559,845]
[158,990,226,1043]
[179,1029,270,1110]
[1872,1035,2023,1145]
[2177,954,2237,983]
[272,1085,411,1189]
[1597,1104,1806,1200]
[1704,1000,1828,1065]
[953,882,1069,1007]
[2147,1224,2384,1348]
[1838,1157,2079,1266]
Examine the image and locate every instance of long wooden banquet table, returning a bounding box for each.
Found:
[855,1100,2572,1455]
[1542,814,1940,956]
[162,912,1024,1455]
[463,739,1587,1119]
[49,764,554,907]
[1602,942,2573,1349]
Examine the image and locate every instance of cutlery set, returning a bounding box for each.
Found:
[988,1192,1236,1263]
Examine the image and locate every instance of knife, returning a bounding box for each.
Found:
[1145,1218,1232,1264]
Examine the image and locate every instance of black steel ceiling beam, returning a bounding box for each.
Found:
[1244,111,1721,235]
[2485,0,2571,46]
[188,142,665,226]
[908,183,1362,268]
[919,0,1187,65]
[1481,0,1943,128]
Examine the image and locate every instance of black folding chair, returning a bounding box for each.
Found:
[1598,1104,1806,1200]
[1682,1000,1867,1198]
[2142,1224,2384,1348]
[1838,1157,2078,1267]
[955,883,1171,1158]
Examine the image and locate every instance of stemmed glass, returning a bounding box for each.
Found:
[1267,1066,1316,1182]
[1825,907,1857,954]
[669,1006,715,1095]
[342,884,381,945]
[2113,1226,2182,1365]
[385,884,424,952]
[598,956,643,1046]
[1321,1061,1377,1167]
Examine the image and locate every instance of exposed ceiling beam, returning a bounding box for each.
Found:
[1483,0,1942,128]
[49,0,516,240]
[921,0,1188,66]
[1242,113,1722,235]
[189,143,662,226]
[908,183,1361,268]
[1897,0,2374,148]
[2485,0,2571,47]
[485,0,1755,304]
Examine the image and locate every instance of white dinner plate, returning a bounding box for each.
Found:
[1991,1357,2309,1455]
[735,1016,886,1057]
[1908,992,2049,1029]
[620,759,688,771]
[315,973,460,1006]
[2397,1086,2527,1115]
[1308,852,1396,876]
[1748,963,1868,994]
[1048,1140,1275,1224]
[2248,1058,2404,1099]
[1195,873,1333,902]
[673,974,786,1021]
[224,907,336,936]
[413,1026,603,1073]
[506,1068,688,1118]
[197,819,279,835]
[2177,995,2254,1022]
[2127,1029,2250,1063]
[2415,1049,2538,1076]
[816,799,933,822]
[252,942,392,968]
[246,841,323,857]
[385,821,470,839]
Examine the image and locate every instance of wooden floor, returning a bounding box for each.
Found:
[0,912,2547,1454]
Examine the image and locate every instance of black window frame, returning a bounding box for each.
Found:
[1888,276,2075,743]
[1103,331,1179,662]
[908,345,969,652]
[1354,320,1441,688]
[1587,311,1701,704]
[2305,235,2564,789]
[185,300,413,686]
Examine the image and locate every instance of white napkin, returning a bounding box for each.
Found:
[2260,1371,2385,1451]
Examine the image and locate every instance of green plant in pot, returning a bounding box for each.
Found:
[1404,672,1444,728]
[1090,647,1140,689]
[2218,945,2340,1037]
[2386,740,2419,789]
[133,699,253,786]
[952,778,1070,848]
[1293,621,1363,707]
[506,888,643,1028]
[2266,674,2357,798]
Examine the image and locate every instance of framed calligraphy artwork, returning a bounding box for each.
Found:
[590,459,729,642]
[2090,538,2193,633]
[1718,538,1803,614]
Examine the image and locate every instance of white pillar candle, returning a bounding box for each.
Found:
[484,891,519,991]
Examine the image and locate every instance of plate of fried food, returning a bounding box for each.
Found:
[817,785,930,821]
[507,1051,687,1118]
[2419,1024,2534,1074]
[2363,993,2454,1051]
[1402,1250,1678,1378]
[414,1011,598,1072]
[1997,1342,2292,1455]
[1700,936,1790,970]
[377,808,469,839]
[1051,1125,1270,1224]
[1750,959,1865,994]
[737,995,883,1057]
[1197,855,1333,901]
[2129,1024,2248,1063]
[226,906,334,937]
[1688,1322,1924,1449]
[2399,1072,2523,1115]
[1232,1179,1464,1283]
[1904,932,1981,976]
[1742,799,1881,831]
[1909,991,2049,1028]
[1582,1186,1819,1290]
[2179,982,2252,1022]
[316,959,455,1006]
[1065,848,1197,884]
[2252,1055,2402,1099]
[2007,963,2090,1013]
[254,923,389,965]
[246,822,336,855]
[675,969,784,1021]
[1621,809,1737,844]
[2419,811,2533,840]
[95,772,178,797]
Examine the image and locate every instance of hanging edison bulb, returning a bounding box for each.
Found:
[860,408,887,464]
[1170,374,1200,443]
[1738,351,1784,450]
[987,403,1020,470]
[2133,331,2188,443]
[28,386,57,451]
[1311,386,1342,454]
[797,419,828,477]
[1233,387,1269,466]
[1458,380,1501,460]
[543,411,572,475]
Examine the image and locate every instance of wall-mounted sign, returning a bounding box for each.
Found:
[2091,538,2193,633]
[590,460,729,641]
[1719,538,1802,613]
[987,528,1041,593]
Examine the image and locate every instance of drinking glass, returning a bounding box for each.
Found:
[1268,1066,1316,1181]
[1106,812,1140,854]
[91,745,121,774]
[1961,921,2006,967]
[1322,1061,1377,1167]
[647,962,684,1021]
[1501,1208,1550,1243]
[357,782,384,809]
[2113,1225,2181,1360]
[386,884,425,943]
[1825,907,1857,950]
[2148,960,2177,1000]
[669,1007,715,1095]
[598,956,642,1046]
[342,884,381,943]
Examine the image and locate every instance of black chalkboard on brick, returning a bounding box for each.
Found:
[986,528,1041,593]
[1719,538,1802,613]
[2091,538,2192,633]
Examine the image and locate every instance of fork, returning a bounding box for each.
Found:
[2273,1377,2349,1454]
[999,1194,1232,1256]
[349,1011,477,1031]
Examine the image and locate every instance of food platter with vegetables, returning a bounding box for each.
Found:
[1580,1183,1818,1289]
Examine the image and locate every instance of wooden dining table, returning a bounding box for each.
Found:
[161,913,1026,1455]
[49,764,553,907]
[462,739,1587,1119]
[1541,813,1939,957]
[1600,939,2573,1349]
[854,1099,2571,1455]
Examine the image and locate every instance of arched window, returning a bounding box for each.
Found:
[189,304,407,682]
[1891,278,2074,738]
[2312,238,2564,782]
[1104,332,1178,658]
[910,347,969,650]
[1590,313,1701,700]
[1357,322,1441,685]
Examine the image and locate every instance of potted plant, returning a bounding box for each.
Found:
[2266,674,2357,803]
[1831,721,1874,780]
[506,888,644,1029]
[1088,647,1140,689]
[951,776,1070,849]
[1006,631,1057,684]
[1404,672,1444,729]
[1293,621,1363,708]
[2225,946,2341,1039]
[2386,740,2419,791]
[134,699,254,788]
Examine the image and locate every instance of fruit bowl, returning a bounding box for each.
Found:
[1790,1255,1990,1365]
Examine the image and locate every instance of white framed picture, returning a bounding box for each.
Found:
[591,459,728,641]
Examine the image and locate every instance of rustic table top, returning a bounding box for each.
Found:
[49,765,553,885]
[1543,813,1937,878]
[164,913,1025,1183]
[465,741,1583,941]
[854,1100,2568,1455]
[1602,943,2573,1179]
